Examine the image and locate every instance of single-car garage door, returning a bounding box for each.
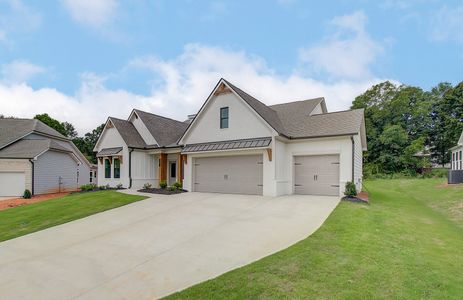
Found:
[294,155,340,196]
[194,155,263,195]
[0,172,26,196]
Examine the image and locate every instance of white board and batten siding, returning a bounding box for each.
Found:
[34,151,79,194]
[131,150,158,189]
[95,126,130,188]
[353,134,363,191]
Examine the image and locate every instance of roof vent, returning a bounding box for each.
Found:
[185,114,196,124]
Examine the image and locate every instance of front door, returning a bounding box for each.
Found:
[169,161,177,186]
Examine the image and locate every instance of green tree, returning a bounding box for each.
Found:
[34,113,67,136]
[62,122,78,139]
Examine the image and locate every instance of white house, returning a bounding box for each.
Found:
[450,131,463,171]
[95,79,367,196]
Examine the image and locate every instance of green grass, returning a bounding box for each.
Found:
[166,178,463,299]
[0,191,147,242]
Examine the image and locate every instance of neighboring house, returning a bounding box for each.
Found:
[0,119,93,196]
[96,78,366,197]
[93,110,189,189]
[449,131,463,184]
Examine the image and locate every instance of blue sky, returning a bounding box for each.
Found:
[1,0,462,134]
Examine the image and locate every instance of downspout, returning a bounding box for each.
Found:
[350,136,355,182]
[29,158,35,195]
[128,148,134,188]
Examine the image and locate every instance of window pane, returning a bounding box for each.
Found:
[105,159,111,178]
[114,158,120,178]
[221,107,228,118]
[171,162,176,178]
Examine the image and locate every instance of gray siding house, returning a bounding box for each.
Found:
[0,119,93,196]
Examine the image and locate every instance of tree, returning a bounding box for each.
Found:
[34,113,67,136]
[72,123,105,163]
[62,122,78,139]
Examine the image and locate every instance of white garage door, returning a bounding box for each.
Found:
[194,155,263,195]
[294,155,340,196]
[0,172,26,197]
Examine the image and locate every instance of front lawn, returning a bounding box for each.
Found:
[0,191,147,242]
[166,178,463,299]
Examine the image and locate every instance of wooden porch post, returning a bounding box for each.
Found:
[159,153,167,182]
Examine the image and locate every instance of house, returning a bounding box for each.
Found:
[95,78,366,197]
[449,131,463,184]
[93,110,188,189]
[0,119,93,196]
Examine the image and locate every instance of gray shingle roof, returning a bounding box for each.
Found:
[223,80,288,136]
[223,79,364,139]
[183,137,272,153]
[109,117,147,148]
[96,147,123,157]
[0,118,67,149]
[134,110,188,147]
[0,139,72,159]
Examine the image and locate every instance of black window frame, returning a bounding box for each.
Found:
[170,162,176,178]
[114,158,121,179]
[105,159,111,178]
[89,171,93,183]
[220,107,229,129]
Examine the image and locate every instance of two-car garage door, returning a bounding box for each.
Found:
[194,155,263,195]
[294,155,340,196]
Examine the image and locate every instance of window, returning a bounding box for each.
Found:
[105,159,111,178]
[114,158,121,178]
[220,107,229,129]
[89,171,93,183]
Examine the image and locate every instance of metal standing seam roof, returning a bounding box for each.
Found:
[182,137,272,153]
[96,147,123,157]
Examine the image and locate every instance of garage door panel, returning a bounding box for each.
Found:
[194,155,263,195]
[0,172,26,196]
[294,155,340,196]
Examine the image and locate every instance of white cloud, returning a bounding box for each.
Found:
[430,5,463,43]
[299,11,383,80]
[60,0,118,28]
[1,60,46,84]
[0,0,41,44]
[0,44,388,135]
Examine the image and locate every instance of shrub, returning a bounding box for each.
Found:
[116,183,123,189]
[80,184,96,192]
[98,185,107,190]
[159,180,167,189]
[23,189,32,199]
[344,182,357,197]
[172,181,182,190]
[167,186,176,191]
[143,183,152,189]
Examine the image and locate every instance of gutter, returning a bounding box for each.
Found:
[128,148,134,188]
[28,158,35,195]
[350,136,355,182]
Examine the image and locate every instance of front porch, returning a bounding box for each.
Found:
[150,150,186,188]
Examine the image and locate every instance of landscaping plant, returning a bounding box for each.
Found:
[344,181,357,197]
[23,189,32,199]
[159,181,167,189]
[143,183,152,189]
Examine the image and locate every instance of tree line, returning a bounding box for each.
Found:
[352,81,463,176]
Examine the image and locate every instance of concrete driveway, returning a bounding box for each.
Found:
[0,192,339,299]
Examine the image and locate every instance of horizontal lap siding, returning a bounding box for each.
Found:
[35,151,79,194]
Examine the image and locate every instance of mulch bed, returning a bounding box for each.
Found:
[342,192,369,204]
[0,192,70,211]
[137,188,187,195]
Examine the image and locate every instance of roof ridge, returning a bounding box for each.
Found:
[222,79,275,111]
[133,109,185,124]
[310,108,364,116]
[269,97,324,107]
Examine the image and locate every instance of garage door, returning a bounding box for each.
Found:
[194,155,263,195]
[294,155,340,196]
[0,172,26,196]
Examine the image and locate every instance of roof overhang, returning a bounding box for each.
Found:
[97,147,123,157]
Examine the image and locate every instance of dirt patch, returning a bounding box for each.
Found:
[0,193,69,211]
[138,188,187,195]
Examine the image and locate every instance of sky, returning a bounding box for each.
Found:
[0,0,462,135]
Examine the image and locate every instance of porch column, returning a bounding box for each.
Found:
[177,154,186,182]
[159,153,167,182]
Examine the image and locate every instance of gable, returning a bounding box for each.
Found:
[459,131,463,145]
[181,89,274,144]
[129,111,158,146]
[94,120,127,152]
